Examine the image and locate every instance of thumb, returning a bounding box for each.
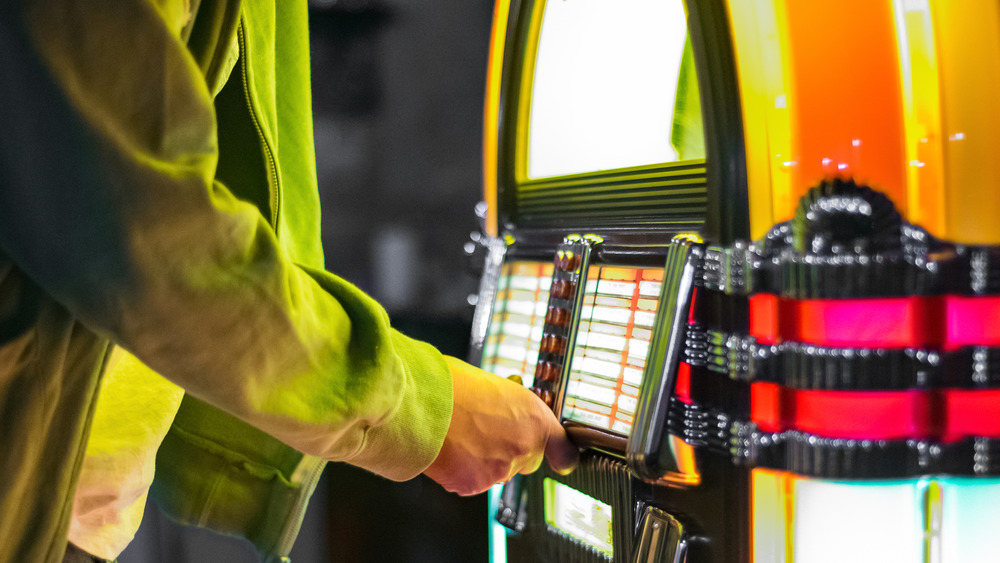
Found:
[543,414,579,475]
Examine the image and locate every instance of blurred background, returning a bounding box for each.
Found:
[120,0,494,560]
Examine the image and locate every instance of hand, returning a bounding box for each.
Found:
[423,356,579,496]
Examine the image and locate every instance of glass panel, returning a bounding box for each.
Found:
[754,472,1000,562]
[480,261,554,388]
[562,266,662,436]
[790,477,923,563]
[543,478,614,558]
[753,472,925,562]
[525,0,703,179]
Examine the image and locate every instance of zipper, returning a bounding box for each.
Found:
[234,16,322,561]
[235,19,316,561]
[236,21,281,230]
[267,455,327,562]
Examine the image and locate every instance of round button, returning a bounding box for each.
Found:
[565,253,580,271]
[539,390,555,408]
[550,280,575,300]
[556,251,580,272]
[540,335,551,354]
[555,251,570,271]
[545,307,570,326]
[535,361,561,382]
[541,334,567,355]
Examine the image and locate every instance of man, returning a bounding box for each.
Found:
[0,1,578,561]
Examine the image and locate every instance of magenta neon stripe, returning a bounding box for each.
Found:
[749,295,1000,349]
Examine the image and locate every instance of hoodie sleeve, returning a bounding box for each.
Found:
[0,0,451,480]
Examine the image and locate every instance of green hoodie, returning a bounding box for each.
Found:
[0,1,453,561]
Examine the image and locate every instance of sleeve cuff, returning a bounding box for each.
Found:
[343,330,454,481]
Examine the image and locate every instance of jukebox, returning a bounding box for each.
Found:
[468,0,1000,561]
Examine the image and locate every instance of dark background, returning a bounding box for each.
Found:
[120,0,495,561]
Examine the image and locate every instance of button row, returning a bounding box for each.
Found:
[532,244,586,413]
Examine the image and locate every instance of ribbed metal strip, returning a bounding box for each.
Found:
[518,161,707,190]
[522,454,636,563]
[521,185,705,204]
[520,174,706,195]
[514,162,708,226]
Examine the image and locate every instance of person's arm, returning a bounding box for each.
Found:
[0,0,441,479]
[0,0,576,484]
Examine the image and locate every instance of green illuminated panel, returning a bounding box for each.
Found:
[543,478,613,559]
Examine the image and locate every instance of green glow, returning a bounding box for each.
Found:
[543,478,613,558]
[487,485,508,563]
[938,477,1000,561]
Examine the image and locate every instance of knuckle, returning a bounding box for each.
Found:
[509,437,533,459]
